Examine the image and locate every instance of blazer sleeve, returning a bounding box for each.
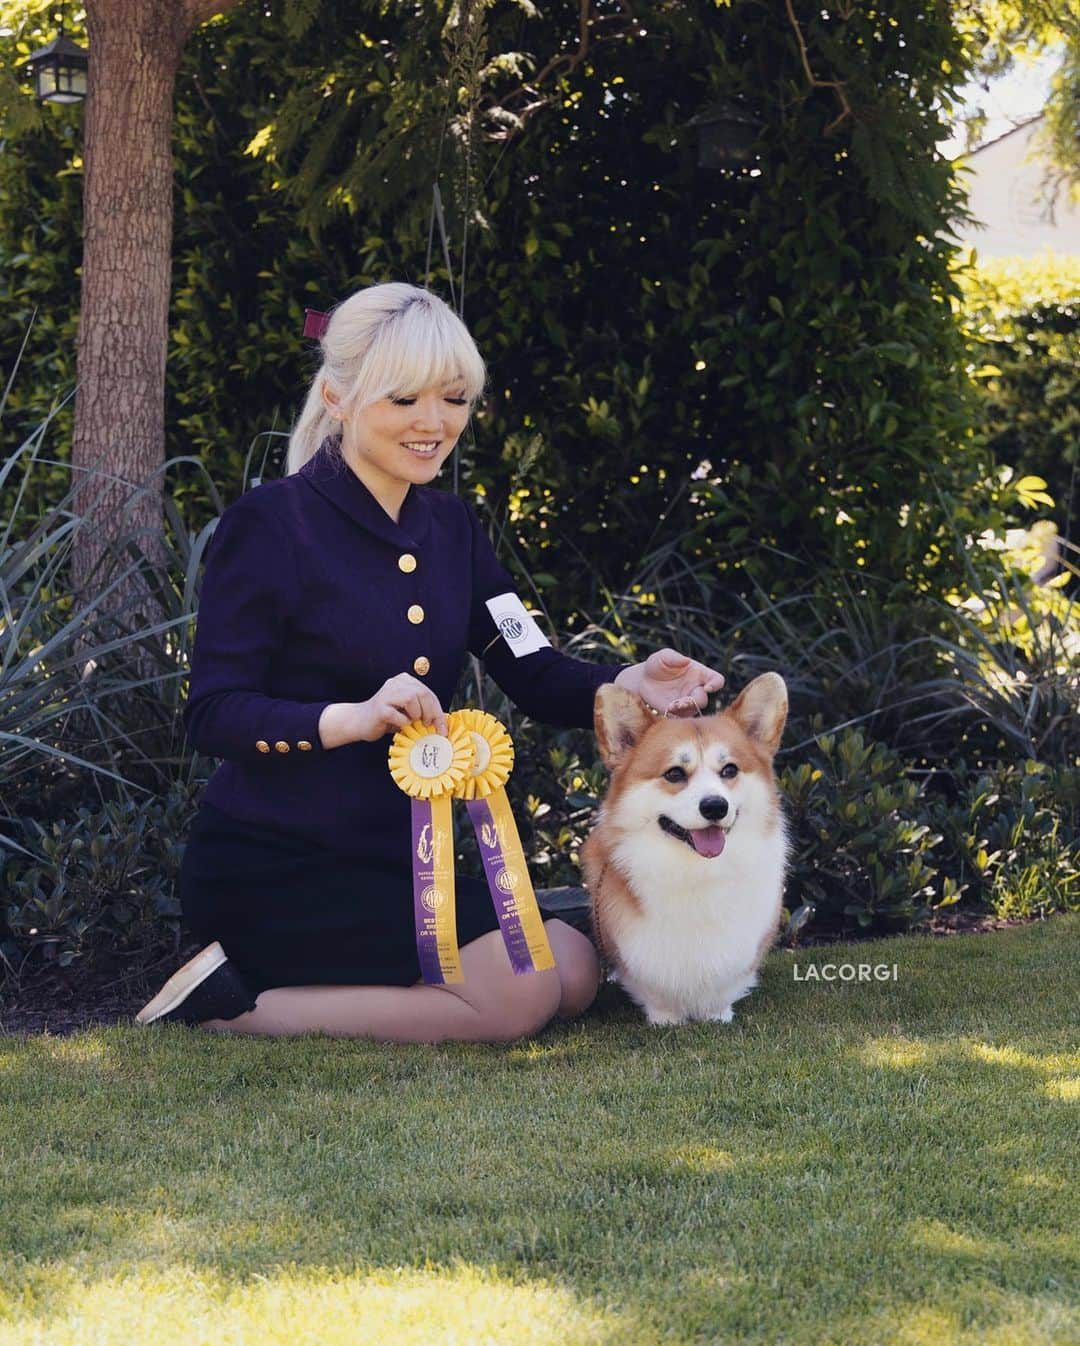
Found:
[183,496,335,762]
[464,500,627,729]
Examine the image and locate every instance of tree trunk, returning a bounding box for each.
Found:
[72,0,240,621]
[72,0,189,628]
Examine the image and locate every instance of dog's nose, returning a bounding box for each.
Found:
[699,795,728,823]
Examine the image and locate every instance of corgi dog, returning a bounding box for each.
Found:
[580,673,790,1026]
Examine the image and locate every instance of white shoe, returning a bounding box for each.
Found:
[136,942,255,1025]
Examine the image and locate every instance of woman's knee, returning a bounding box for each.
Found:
[457,930,563,1040]
[485,966,562,1041]
[544,919,602,1019]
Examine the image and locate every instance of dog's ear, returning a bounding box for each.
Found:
[727,672,788,757]
[594,684,655,770]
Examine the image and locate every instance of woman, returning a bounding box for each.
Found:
[137,282,724,1042]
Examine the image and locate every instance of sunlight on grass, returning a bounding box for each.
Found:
[965,1044,1075,1075]
[1009,1170,1063,1191]
[40,1037,115,1065]
[666,1145,737,1173]
[1042,1076,1079,1101]
[506,1039,588,1064]
[907,1217,1002,1259]
[856,1036,1080,1080]
[859,1296,1073,1346]
[0,1263,629,1346]
[857,1037,933,1068]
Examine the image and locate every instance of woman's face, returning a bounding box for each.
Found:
[336,383,471,495]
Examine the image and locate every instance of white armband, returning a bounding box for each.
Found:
[484,592,552,658]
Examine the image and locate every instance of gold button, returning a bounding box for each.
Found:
[297,740,313,751]
[256,740,271,753]
[407,604,425,624]
[413,656,431,676]
[398,553,417,573]
[274,740,290,753]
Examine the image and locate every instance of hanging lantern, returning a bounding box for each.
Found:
[688,99,762,170]
[27,29,89,105]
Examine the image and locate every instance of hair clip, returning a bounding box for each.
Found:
[303,308,330,340]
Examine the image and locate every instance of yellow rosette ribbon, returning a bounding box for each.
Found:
[449,709,555,977]
[388,718,474,984]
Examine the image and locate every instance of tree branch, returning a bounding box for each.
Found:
[183,0,242,35]
[783,0,852,135]
[485,0,639,134]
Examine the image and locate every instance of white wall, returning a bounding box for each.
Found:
[955,119,1080,258]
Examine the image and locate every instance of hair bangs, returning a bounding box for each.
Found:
[354,298,486,407]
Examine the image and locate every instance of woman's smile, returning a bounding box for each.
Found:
[326,383,472,520]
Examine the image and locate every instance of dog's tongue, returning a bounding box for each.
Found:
[691,826,726,858]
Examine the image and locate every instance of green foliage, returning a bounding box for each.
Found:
[778,726,942,932]
[932,531,1079,767]
[0,433,212,808]
[958,254,1080,547]
[1,0,1007,626]
[927,757,1080,921]
[2,784,195,971]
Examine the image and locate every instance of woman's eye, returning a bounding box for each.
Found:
[391,395,467,406]
[720,763,739,779]
[663,767,687,784]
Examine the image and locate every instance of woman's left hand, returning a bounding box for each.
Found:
[613,648,725,717]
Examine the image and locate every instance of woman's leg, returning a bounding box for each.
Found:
[543,918,602,1020]
[201,919,596,1043]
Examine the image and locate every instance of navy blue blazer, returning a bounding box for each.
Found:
[184,434,624,861]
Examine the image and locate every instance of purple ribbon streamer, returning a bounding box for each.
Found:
[466,797,535,975]
[410,797,446,985]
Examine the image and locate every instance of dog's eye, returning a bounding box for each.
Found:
[720,763,739,779]
[663,766,687,784]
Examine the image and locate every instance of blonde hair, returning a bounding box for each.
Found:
[286,283,487,475]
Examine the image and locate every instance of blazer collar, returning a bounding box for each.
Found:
[299,434,432,550]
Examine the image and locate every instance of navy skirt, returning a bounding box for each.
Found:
[178,800,504,993]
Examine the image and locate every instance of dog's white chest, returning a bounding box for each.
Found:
[607,829,786,1023]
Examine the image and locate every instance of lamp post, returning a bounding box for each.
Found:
[688,99,762,170]
[26,24,88,105]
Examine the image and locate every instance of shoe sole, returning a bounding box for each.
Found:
[135,942,228,1024]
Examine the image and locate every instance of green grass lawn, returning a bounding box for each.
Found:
[1,915,1077,1346]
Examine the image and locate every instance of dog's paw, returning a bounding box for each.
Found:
[707,1006,735,1024]
[644,1007,684,1026]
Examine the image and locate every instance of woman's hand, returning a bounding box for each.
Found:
[320,673,449,748]
[352,673,449,742]
[613,648,725,717]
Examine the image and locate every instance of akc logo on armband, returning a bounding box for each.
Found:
[485,592,552,658]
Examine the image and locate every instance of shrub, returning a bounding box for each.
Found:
[777,725,943,936]
[958,254,1080,550]
[0,433,204,805]
[927,758,1080,922]
[1,783,195,973]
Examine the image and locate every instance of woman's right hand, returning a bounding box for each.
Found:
[351,673,449,742]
